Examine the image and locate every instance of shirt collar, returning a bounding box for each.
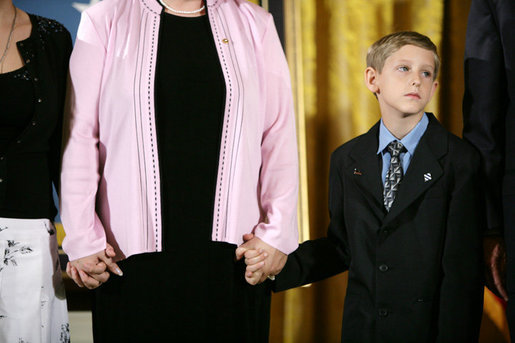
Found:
[377,113,429,155]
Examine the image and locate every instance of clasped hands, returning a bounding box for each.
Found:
[235,233,287,285]
[66,243,123,289]
[67,234,285,289]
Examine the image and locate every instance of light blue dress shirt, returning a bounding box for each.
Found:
[377,113,429,185]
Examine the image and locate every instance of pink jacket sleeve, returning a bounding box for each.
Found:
[253,14,299,254]
[60,11,108,261]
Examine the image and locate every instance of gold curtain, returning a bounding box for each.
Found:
[257,0,511,342]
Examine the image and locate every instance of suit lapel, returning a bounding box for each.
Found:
[383,114,448,227]
[348,122,385,219]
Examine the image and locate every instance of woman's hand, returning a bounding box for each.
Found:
[66,243,123,289]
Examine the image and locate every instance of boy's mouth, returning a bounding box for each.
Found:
[405,92,421,99]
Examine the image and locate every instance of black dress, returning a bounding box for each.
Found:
[92,11,271,343]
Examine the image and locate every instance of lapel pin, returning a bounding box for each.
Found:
[353,168,362,176]
[424,173,432,182]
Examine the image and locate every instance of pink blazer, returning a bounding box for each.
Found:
[60,0,299,261]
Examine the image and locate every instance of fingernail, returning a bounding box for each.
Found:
[116,268,123,276]
[264,252,268,257]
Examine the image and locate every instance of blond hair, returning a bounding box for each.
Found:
[366,31,440,79]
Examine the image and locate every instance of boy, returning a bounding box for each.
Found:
[241,31,484,342]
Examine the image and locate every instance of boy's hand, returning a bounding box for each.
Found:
[242,248,267,285]
[236,234,267,285]
[484,236,508,301]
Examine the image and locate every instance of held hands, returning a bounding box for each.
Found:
[235,233,287,285]
[66,243,123,289]
[484,236,508,301]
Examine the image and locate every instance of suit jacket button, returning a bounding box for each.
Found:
[378,308,388,317]
[379,264,389,272]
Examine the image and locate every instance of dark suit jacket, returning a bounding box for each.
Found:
[463,0,515,237]
[276,114,484,343]
[463,0,515,316]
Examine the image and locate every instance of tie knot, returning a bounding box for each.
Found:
[387,140,405,157]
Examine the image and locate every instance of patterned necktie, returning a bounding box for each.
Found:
[383,140,406,212]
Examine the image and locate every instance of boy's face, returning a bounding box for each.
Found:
[365,44,438,120]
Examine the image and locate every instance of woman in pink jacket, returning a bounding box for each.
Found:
[61,0,298,341]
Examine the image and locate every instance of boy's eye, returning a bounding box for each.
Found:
[398,66,409,72]
[422,71,432,78]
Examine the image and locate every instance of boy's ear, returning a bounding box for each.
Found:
[430,80,438,98]
[426,80,439,103]
[365,67,379,94]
